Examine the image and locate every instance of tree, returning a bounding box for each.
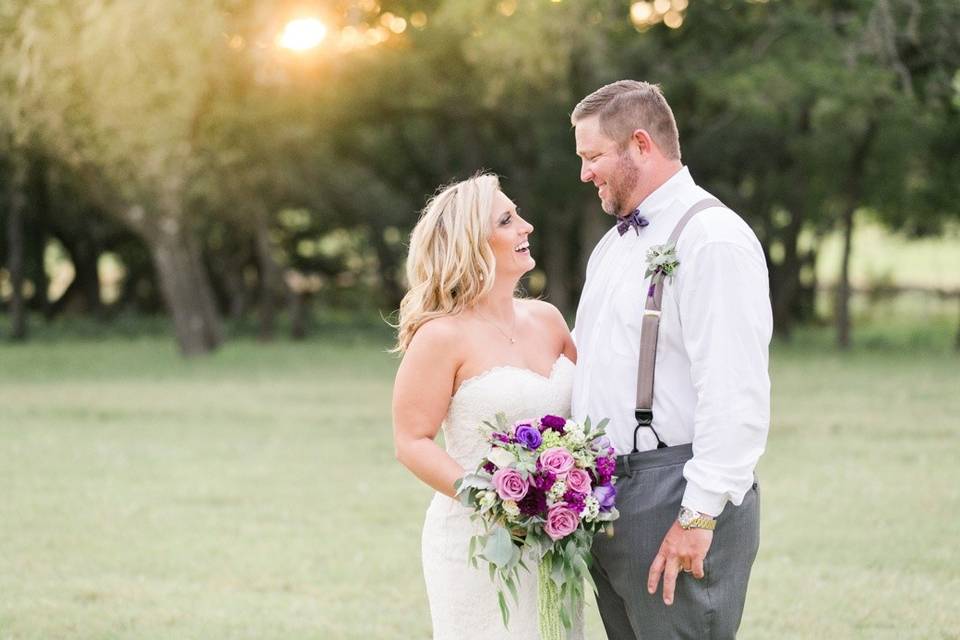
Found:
[1,1,227,354]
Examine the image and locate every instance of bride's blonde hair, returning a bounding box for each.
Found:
[393,173,500,353]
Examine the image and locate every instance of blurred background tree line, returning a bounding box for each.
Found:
[1,0,958,356]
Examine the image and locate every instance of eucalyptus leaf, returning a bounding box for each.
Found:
[560,603,571,630]
[582,563,598,594]
[505,574,519,606]
[484,526,514,568]
[551,557,565,589]
[506,544,522,572]
[457,473,493,493]
[468,535,478,562]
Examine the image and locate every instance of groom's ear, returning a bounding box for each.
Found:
[631,128,655,155]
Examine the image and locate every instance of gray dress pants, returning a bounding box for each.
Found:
[591,444,760,639]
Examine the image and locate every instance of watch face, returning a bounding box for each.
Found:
[678,507,697,526]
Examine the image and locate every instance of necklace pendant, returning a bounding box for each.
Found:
[509,338,516,344]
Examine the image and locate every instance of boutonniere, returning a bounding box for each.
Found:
[644,243,679,297]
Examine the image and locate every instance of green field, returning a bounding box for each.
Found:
[1,325,958,639]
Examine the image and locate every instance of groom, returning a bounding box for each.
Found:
[570,80,772,639]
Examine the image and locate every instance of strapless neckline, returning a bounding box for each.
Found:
[453,354,573,399]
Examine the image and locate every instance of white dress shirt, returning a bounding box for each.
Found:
[571,166,772,516]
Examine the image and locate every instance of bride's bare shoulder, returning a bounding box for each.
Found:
[519,298,575,361]
[519,298,568,329]
[405,314,471,359]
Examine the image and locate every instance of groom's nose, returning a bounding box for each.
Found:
[580,161,593,183]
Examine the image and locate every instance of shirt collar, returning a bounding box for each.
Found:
[628,165,693,224]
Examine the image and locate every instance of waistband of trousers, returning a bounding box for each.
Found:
[615,443,693,476]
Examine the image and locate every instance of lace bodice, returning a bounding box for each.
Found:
[440,355,575,470]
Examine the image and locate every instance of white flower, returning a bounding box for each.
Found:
[548,479,567,501]
[573,451,593,468]
[644,243,680,279]
[487,447,516,469]
[503,500,520,518]
[479,490,497,508]
[582,496,600,522]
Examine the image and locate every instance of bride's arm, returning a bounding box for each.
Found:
[392,318,465,498]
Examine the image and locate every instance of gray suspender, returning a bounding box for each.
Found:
[632,197,724,453]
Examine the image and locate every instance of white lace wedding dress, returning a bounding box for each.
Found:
[421,354,584,640]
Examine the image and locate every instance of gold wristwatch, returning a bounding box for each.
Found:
[678,506,716,531]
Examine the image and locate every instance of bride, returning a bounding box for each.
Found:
[392,173,582,639]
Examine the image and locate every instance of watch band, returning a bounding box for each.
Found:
[686,516,716,531]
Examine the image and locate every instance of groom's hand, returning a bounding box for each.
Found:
[647,522,714,606]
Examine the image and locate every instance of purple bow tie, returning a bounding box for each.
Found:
[616,210,649,236]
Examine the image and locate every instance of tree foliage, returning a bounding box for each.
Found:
[1,0,958,351]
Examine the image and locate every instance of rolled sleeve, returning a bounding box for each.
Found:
[677,240,772,516]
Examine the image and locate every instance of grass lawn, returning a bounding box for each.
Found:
[1,325,958,639]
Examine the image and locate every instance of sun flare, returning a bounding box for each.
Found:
[277,17,328,51]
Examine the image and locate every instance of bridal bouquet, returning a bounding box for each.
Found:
[454,413,619,640]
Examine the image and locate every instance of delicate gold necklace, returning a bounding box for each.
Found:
[475,307,518,345]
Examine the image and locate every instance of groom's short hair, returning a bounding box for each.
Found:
[571,80,681,161]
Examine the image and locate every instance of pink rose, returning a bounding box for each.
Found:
[544,504,580,541]
[538,448,575,475]
[492,468,529,501]
[566,468,592,494]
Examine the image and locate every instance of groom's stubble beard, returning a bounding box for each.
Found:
[604,150,642,217]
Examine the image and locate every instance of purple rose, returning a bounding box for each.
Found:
[566,468,592,494]
[593,483,617,510]
[591,435,611,452]
[544,504,580,541]
[538,448,575,475]
[539,415,567,434]
[518,488,548,517]
[515,424,543,451]
[492,468,529,501]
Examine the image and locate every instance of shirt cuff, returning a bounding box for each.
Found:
[681,481,727,517]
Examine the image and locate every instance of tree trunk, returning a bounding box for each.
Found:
[369,224,404,312]
[147,217,223,356]
[835,119,878,350]
[835,205,855,350]
[24,154,52,316]
[221,260,250,322]
[574,202,608,307]
[290,290,312,340]
[25,215,50,315]
[253,212,286,341]
[542,214,572,315]
[955,296,960,352]
[7,156,28,341]
[771,209,805,339]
